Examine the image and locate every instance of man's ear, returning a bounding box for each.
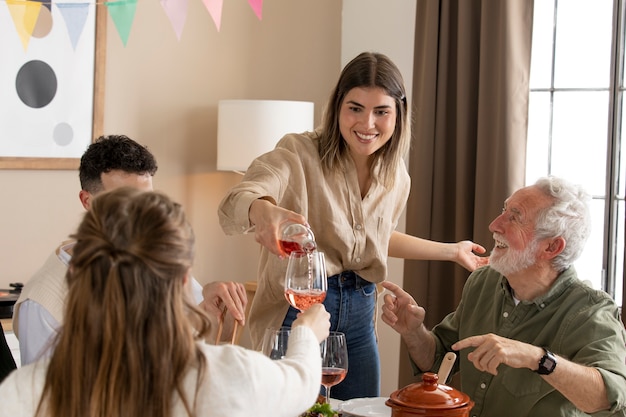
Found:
[78,190,92,210]
[543,236,566,260]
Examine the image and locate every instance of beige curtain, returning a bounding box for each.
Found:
[399,0,533,388]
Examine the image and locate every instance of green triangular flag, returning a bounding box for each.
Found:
[104,0,138,47]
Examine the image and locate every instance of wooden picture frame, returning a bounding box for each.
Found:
[0,4,106,170]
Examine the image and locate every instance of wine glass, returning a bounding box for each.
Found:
[261,327,291,360]
[321,331,348,403]
[284,250,327,311]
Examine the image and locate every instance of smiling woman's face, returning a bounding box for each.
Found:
[339,86,397,164]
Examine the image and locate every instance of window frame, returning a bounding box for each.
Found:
[528,0,625,309]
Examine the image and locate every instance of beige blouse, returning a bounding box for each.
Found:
[218,129,410,348]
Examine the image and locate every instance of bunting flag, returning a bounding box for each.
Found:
[0,0,266,49]
[248,0,262,20]
[56,3,90,50]
[104,0,137,46]
[201,0,222,32]
[160,0,187,40]
[6,0,42,50]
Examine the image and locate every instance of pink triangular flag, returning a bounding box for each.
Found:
[201,0,223,31]
[248,0,262,20]
[160,0,188,40]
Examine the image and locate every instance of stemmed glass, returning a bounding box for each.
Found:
[261,327,291,360]
[284,250,327,311]
[321,331,348,403]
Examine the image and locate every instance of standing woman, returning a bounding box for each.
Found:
[218,52,487,400]
[0,187,330,417]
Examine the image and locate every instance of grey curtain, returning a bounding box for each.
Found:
[399,0,533,388]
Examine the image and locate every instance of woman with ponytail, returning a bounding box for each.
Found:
[0,187,330,417]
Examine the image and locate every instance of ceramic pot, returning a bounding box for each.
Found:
[386,372,474,417]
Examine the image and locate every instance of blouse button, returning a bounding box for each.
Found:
[355,224,362,230]
[503,312,509,318]
[480,383,487,389]
[356,257,361,263]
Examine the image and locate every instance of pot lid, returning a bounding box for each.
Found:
[387,372,471,410]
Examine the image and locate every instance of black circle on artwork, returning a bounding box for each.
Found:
[16,60,57,109]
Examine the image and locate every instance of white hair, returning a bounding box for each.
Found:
[533,176,592,272]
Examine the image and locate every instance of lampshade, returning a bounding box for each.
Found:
[217,99,315,172]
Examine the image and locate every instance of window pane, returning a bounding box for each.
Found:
[575,199,605,291]
[529,0,555,89]
[620,96,626,197]
[551,91,608,195]
[554,0,613,88]
[615,200,624,305]
[617,135,626,197]
[526,92,551,184]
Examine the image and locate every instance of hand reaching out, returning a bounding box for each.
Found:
[452,333,542,375]
[454,240,489,271]
[200,281,248,325]
[380,281,426,336]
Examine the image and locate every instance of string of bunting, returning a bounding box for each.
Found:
[1,0,264,49]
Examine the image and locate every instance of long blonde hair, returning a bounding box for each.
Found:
[37,187,211,417]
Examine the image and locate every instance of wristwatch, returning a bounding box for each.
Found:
[536,347,557,375]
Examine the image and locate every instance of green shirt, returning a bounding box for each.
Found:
[427,266,626,417]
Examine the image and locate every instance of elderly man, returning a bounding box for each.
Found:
[382,176,626,416]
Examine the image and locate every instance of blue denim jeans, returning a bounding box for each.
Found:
[282,271,380,400]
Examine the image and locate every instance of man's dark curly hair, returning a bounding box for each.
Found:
[79,135,158,193]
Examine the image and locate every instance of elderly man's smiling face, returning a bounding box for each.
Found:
[487,186,554,276]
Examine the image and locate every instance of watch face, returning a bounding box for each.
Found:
[538,349,557,375]
[543,356,556,371]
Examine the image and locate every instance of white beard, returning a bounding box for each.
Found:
[490,237,540,276]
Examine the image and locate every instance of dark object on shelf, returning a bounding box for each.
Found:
[0,283,23,320]
[0,320,16,382]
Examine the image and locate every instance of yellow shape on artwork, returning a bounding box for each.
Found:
[6,0,43,51]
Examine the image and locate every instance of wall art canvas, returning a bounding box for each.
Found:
[0,0,102,169]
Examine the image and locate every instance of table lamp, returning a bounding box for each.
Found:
[217,99,315,173]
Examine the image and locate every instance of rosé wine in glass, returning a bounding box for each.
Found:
[321,332,348,403]
[285,288,327,311]
[284,250,327,311]
[321,367,347,387]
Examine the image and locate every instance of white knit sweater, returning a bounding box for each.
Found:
[0,325,322,417]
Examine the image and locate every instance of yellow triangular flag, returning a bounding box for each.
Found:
[6,0,42,51]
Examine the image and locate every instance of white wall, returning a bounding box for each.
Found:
[342,0,417,397]
[1,0,417,398]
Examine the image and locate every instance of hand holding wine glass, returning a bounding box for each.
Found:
[292,303,330,343]
[284,250,327,311]
[321,331,348,403]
